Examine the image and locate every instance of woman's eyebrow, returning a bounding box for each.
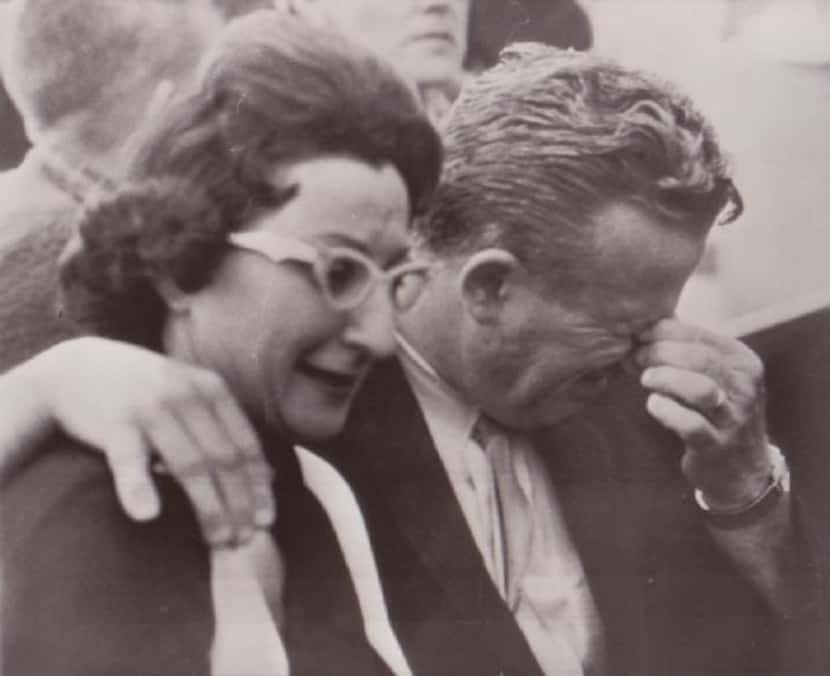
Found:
[315,232,371,254]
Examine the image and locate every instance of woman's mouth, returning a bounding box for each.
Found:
[298,361,363,393]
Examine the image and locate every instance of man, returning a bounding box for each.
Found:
[318,46,818,675]
[0,0,224,372]
[2,44,823,674]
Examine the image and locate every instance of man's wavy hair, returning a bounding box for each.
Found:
[60,11,442,349]
[416,43,742,288]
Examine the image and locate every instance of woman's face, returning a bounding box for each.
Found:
[315,0,471,94]
[165,155,411,442]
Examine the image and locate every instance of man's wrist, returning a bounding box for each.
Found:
[695,444,790,529]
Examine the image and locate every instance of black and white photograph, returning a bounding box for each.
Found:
[0,1,828,674]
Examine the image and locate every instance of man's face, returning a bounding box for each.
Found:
[315,0,470,93]
[460,201,710,430]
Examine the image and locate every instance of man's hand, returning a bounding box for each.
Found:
[635,319,775,509]
[24,337,274,546]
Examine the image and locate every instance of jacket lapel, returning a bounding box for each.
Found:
[536,378,670,676]
[333,359,544,675]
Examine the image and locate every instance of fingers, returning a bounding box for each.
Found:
[141,407,237,547]
[104,426,161,521]
[645,392,716,450]
[174,399,258,545]
[637,319,772,506]
[193,373,275,530]
[641,366,726,416]
[639,318,737,351]
[146,369,273,548]
[636,340,724,380]
[29,338,271,547]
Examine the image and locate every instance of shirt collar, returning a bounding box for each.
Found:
[395,331,480,444]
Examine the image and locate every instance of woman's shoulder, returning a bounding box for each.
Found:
[2,433,201,548]
[1,433,214,676]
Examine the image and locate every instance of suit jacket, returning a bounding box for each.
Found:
[1,432,393,676]
[742,305,830,663]
[0,149,85,373]
[326,358,824,676]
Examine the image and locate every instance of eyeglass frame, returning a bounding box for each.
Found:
[226,230,432,312]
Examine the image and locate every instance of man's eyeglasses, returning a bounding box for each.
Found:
[227,231,432,312]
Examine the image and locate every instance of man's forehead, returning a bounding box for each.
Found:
[547,201,708,326]
[588,201,708,277]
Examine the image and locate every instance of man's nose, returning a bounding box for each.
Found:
[341,286,397,359]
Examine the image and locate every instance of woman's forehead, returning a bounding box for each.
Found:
[250,156,412,252]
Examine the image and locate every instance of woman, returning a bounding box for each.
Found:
[1,11,441,676]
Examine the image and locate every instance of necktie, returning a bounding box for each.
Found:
[472,415,534,610]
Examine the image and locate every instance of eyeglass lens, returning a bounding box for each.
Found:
[321,254,372,307]
[318,252,427,312]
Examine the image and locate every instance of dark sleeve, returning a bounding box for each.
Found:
[1,440,213,676]
[0,219,81,374]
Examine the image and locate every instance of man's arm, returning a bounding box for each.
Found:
[0,337,273,546]
[704,491,815,618]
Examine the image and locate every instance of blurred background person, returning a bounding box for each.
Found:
[0,0,224,372]
[275,0,592,122]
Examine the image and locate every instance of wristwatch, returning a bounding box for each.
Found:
[694,444,790,530]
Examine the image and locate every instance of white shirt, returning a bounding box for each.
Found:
[209,446,413,676]
[397,335,606,676]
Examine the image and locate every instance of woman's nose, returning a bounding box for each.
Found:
[341,286,397,359]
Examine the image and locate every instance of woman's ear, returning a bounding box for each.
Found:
[154,277,193,315]
[458,248,518,325]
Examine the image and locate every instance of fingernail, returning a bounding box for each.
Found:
[640,369,654,386]
[130,486,160,520]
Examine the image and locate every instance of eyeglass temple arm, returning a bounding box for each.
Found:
[227,231,318,264]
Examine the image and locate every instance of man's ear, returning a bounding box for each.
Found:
[155,277,193,315]
[459,248,519,325]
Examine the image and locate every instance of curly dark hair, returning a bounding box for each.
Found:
[60,10,443,350]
